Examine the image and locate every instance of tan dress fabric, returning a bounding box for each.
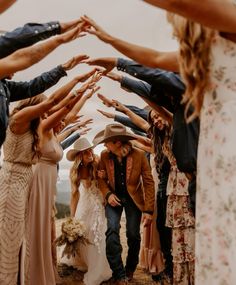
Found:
[139,155,165,275]
[0,128,37,285]
[27,138,63,285]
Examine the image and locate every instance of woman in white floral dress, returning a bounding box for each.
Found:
[61,137,111,285]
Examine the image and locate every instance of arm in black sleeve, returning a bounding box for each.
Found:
[60,132,81,150]
[124,105,149,121]
[120,76,151,99]
[114,114,147,135]
[117,58,185,95]
[0,21,61,58]
[7,65,67,102]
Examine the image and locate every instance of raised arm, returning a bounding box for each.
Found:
[64,86,100,125]
[47,69,97,115]
[0,18,83,58]
[112,100,150,132]
[81,15,179,72]
[0,24,84,79]
[57,118,92,143]
[60,127,91,149]
[7,55,89,103]
[142,0,236,33]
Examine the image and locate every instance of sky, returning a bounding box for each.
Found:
[0,0,177,176]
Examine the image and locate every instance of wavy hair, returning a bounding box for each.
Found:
[10,94,46,158]
[168,13,215,120]
[148,110,172,176]
[70,151,98,195]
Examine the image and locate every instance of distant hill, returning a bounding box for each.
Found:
[56,179,71,218]
[56,179,70,205]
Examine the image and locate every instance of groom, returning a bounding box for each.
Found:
[96,124,155,285]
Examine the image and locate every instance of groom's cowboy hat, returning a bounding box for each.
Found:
[66,137,93,161]
[96,123,136,145]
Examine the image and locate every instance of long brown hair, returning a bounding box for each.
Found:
[148,110,171,176]
[11,94,46,158]
[70,151,98,195]
[168,13,215,120]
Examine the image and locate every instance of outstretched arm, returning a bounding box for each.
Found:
[0,24,84,79]
[81,15,179,71]
[142,0,236,34]
[60,127,91,149]
[47,69,97,115]
[0,18,83,58]
[7,55,89,103]
[112,100,150,132]
[64,86,100,125]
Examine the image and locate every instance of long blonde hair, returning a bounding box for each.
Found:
[168,13,215,120]
[70,151,98,195]
[11,94,46,158]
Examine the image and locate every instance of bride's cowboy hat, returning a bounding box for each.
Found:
[95,123,136,145]
[66,137,93,161]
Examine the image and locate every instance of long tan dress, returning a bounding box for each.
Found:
[26,138,63,285]
[0,128,37,285]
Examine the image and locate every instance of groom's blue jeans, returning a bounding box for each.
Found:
[105,195,142,280]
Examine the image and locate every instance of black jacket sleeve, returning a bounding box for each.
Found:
[0,21,61,58]
[7,65,67,102]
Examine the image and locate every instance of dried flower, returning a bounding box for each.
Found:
[55,217,91,259]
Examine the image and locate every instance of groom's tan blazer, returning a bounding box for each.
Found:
[98,147,155,213]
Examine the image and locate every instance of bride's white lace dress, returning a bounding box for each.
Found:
[61,179,111,285]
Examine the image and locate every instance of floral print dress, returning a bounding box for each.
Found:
[165,148,195,284]
[196,30,236,284]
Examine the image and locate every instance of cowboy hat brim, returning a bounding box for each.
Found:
[97,133,136,145]
[66,145,94,161]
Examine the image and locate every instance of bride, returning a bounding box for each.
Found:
[61,137,111,285]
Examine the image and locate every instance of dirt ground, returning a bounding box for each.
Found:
[56,217,168,285]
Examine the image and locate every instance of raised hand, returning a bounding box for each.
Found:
[79,127,92,136]
[97,93,113,107]
[106,71,123,82]
[84,57,117,74]
[86,86,101,99]
[58,24,86,44]
[74,68,98,83]
[112,99,127,113]
[59,19,83,33]
[61,54,89,71]
[80,15,112,43]
[97,109,115,119]
[78,118,93,128]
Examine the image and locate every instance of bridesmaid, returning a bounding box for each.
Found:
[26,72,101,285]
[0,92,64,285]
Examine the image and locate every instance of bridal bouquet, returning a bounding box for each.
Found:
[55,217,90,258]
